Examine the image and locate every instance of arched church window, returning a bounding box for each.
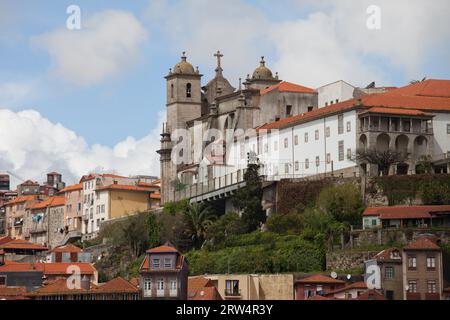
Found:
[186,83,192,98]
[171,84,174,99]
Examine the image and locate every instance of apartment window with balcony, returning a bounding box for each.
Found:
[408,256,417,270]
[427,280,437,294]
[164,258,172,269]
[408,280,417,293]
[385,266,394,279]
[427,257,436,270]
[225,280,240,296]
[152,259,160,269]
[338,115,344,134]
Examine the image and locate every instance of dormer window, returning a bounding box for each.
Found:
[152,258,160,269]
[164,258,172,268]
[186,83,192,98]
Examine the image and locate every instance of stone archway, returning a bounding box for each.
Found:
[395,135,409,155]
[359,134,368,150]
[414,136,428,159]
[376,133,390,152]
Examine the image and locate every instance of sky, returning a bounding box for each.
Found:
[1,0,450,186]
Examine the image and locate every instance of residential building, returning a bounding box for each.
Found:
[188,276,222,300]
[26,196,65,248]
[17,180,40,196]
[59,183,83,244]
[80,174,160,240]
[373,248,403,300]
[204,274,294,300]
[402,236,443,300]
[0,238,48,262]
[363,205,450,230]
[0,174,10,191]
[295,274,346,300]
[317,80,356,108]
[139,244,189,300]
[4,195,38,239]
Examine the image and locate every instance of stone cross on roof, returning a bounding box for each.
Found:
[214,50,224,76]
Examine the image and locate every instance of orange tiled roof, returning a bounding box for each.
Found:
[4,195,37,206]
[59,183,82,193]
[188,286,222,300]
[96,184,153,193]
[361,107,434,117]
[93,277,139,294]
[0,239,48,251]
[20,180,39,186]
[374,248,402,262]
[27,196,65,210]
[325,281,367,296]
[51,244,82,254]
[296,274,345,284]
[150,193,161,200]
[354,289,387,300]
[363,205,450,220]
[0,236,13,245]
[258,79,450,131]
[261,81,317,95]
[404,237,441,251]
[0,260,95,275]
[27,279,89,296]
[307,295,332,301]
[138,180,161,187]
[0,287,28,299]
[146,245,179,254]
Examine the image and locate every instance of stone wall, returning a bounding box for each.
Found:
[326,251,378,272]
[350,228,450,248]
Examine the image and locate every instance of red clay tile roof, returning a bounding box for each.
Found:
[0,260,95,275]
[325,282,367,296]
[354,289,387,300]
[0,239,48,251]
[59,184,83,193]
[258,79,450,131]
[404,237,441,251]
[27,196,65,210]
[150,193,161,200]
[360,107,433,117]
[93,277,139,294]
[4,195,37,206]
[261,81,317,95]
[374,248,402,262]
[363,205,450,220]
[189,286,222,300]
[296,274,345,284]
[307,295,332,301]
[27,279,89,296]
[96,184,153,193]
[0,236,13,245]
[0,287,28,299]
[20,180,39,186]
[51,244,82,254]
[146,245,179,254]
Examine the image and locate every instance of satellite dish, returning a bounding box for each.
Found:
[347,274,352,280]
[330,272,338,279]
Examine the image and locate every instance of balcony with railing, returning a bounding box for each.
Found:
[224,288,242,298]
[359,115,433,135]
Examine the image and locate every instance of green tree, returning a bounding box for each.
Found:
[205,212,246,246]
[421,180,450,205]
[183,203,216,249]
[232,163,266,232]
[145,213,161,249]
[266,212,303,234]
[316,183,364,226]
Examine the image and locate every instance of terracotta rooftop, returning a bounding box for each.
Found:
[27,196,65,210]
[374,248,402,262]
[59,183,83,193]
[50,244,82,254]
[363,205,450,220]
[150,193,161,200]
[27,279,89,296]
[0,239,48,251]
[93,277,139,294]
[325,281,367,296]
[354,289,387,300]
[4,195,37,206]
[0,287,28,300]
[360,107,434,117]
[0,236,13,245]
[261,81,316,95]
[404,237,441,251]
[258,79,450,131]
[307,295,332,301]
[0,260,95,275]
[296,274,345,284]
[188,277,221,301]
[96,184,153,193]
[146,245,179,254]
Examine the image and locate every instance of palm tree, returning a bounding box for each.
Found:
[183,203,215,249]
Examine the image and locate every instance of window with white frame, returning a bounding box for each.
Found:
[427,256,436,270]
[157,278,164,291]
[385,266,394,279]
[338,141,344,161]
[152,259,160,269]
[164,258,172,269]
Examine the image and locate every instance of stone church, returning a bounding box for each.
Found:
[158,51,318,204]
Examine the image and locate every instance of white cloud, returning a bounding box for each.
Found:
[0,109,163,187]
[0,81,34,108]
[32,10,148,86]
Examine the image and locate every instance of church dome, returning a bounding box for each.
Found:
[252,56,274,80]
[172,52,196,75]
